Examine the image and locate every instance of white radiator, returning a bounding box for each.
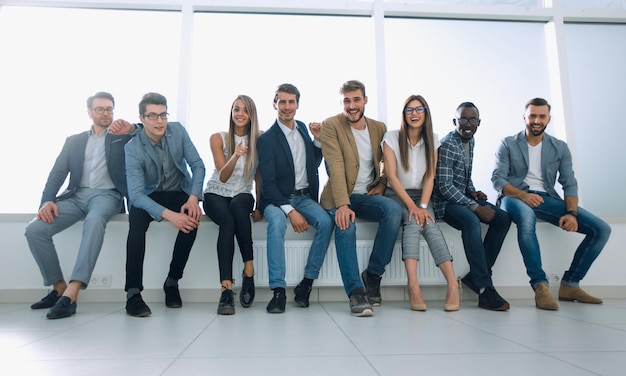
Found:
[234,238,457,287]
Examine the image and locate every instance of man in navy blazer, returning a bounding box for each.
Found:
[492,97,611,310]
[257,83,333,314]
[124,92,205,317]
[25,92,137,319]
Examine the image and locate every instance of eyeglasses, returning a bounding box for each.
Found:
[403,106,426,114]
[92,107,114,114]
[142,112,169,120]
[456,117,480,126]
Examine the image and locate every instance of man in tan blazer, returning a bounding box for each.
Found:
[320,80,402,317]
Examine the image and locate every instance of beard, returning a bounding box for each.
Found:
[346,109,364,124]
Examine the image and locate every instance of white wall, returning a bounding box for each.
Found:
[2,214,624,303]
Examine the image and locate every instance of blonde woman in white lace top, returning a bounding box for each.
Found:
[203,95,262,315]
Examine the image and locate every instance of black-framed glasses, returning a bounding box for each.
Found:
[92,107,114,114]
[142,112,169,120]
[456,117,480,126]
[403,106,426,114]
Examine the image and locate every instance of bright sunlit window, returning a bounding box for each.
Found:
[0,6,181,213]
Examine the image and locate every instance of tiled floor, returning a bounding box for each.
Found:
[1,297,626,375]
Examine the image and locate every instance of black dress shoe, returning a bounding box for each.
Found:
[461,274,479,295]
[31,291,60,309]
[126,294,152,317]
[164,282,182,308]
[294,282,312,308]
[217,289,235,315]
[46,296,76,319]
[239,274,255,308]
[266,288,286,314]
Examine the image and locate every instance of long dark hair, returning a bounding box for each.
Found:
[399,94,435,179]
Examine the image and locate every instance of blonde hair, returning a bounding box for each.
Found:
[227,95,260,181]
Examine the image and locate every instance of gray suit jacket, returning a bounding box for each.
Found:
[41,130,132,208]
[492,130,578,200]
[124,122,205,220]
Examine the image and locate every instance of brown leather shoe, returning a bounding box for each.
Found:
[558,285,603,304]
[535,284,559,310]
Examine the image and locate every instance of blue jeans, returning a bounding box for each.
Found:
[263,193,333,290]
[500,192,611,289]
[443,201,511,290]
[328,194,402,296]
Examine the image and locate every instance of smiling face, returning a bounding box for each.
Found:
[403,99,426,132]
[523,104,551,138]
[273,91,298,128]
[454,106,480,143]
[342,89,367,126]
[231,98,250,135]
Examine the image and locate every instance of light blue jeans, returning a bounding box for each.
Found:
[263,193,333,290]
[328,193,402,296]
[25,188,123,287]
[500,192,611,289]
[386,189,452,265]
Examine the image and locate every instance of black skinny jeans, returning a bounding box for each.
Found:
[203,192,255,282]
[125,191,198,291]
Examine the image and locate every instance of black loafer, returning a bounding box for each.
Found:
[31,291,60,309]
[46,296,76,319]
[126,294,152,317]
[239,274,255,308]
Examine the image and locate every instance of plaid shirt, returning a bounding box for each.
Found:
[432,130,478,219]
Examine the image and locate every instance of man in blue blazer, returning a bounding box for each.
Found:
[257,83,333,314]
[492,97,611,310]
[124,92,205,317]
[26,92,137,319]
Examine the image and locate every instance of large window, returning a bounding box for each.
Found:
[0,6,181,213]
[385,17,550,202]
[188,12,377,189]
[564,23,626,216]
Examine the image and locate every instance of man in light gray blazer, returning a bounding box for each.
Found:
[124,92,205,317]
[26,91,137,319]
[492,97,610,310]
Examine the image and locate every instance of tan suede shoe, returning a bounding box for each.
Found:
[535,284,559,310]
[558,285,603,304]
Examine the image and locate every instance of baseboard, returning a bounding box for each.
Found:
[5,285,624,304]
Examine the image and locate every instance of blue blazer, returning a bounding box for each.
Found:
[124,122,205,221]
[492,131,578,200]
[40,130,132,207]
[257,120,322,212]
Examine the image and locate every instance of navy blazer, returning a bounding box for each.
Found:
[257,120,322,212]
[40,130,132,206]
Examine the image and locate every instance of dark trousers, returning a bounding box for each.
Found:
[203,192,254,282]
[125,191,198,291]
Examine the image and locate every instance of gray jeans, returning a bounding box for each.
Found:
[386,189,452,265]
[25,188,122,287]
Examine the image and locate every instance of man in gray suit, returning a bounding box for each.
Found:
[26,91,136,319]
[492,97,611,310]
[124,92,205,317]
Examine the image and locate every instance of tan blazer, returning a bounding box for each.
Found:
[320,113,387,210]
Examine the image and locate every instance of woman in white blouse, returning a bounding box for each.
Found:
[382,94,460,311]
[203,95,262,315]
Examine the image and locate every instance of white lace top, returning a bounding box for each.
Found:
[204,132,256,198]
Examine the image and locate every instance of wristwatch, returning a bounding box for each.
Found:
[419,203,428,209]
